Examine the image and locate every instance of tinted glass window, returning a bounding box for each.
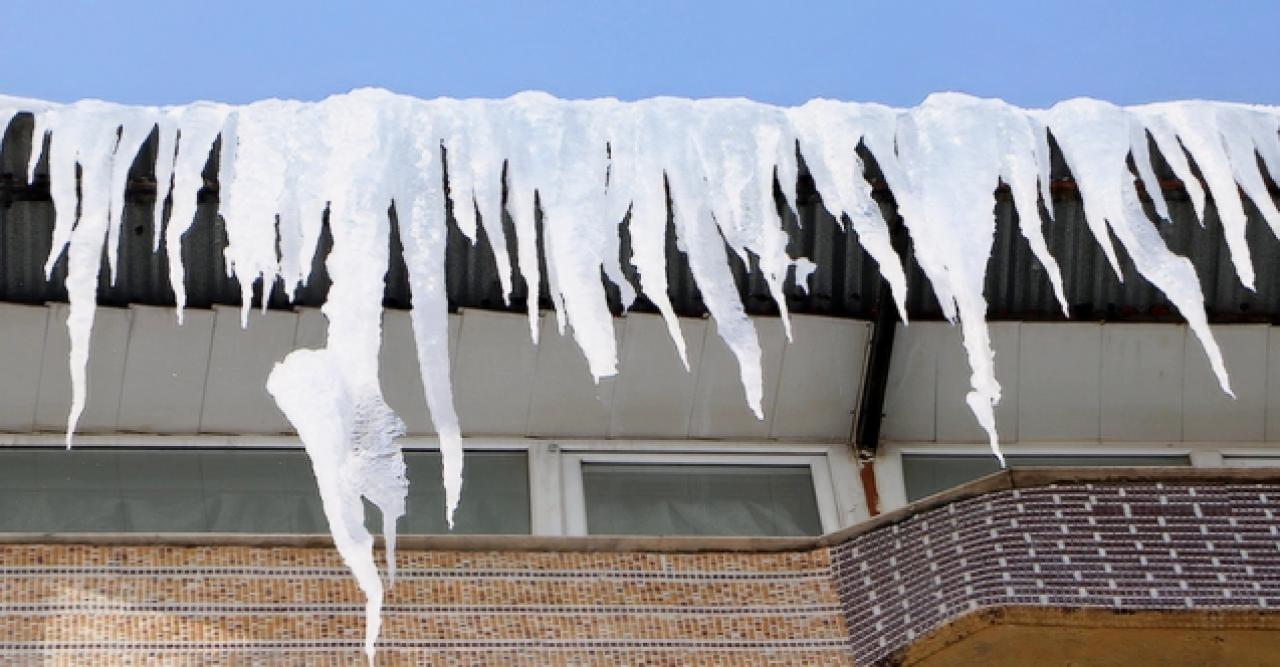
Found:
[902,453,1192,502]
[0,448,529,534]
[582,463,823,536]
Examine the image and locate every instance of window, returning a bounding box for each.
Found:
[560,450,844,537]
[901,453,1192,502]
[581,463,823,537]
[0,437,862,537]
[0,448,530,534]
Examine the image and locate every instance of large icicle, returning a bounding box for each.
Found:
[262,92,411,664]
[886,93,1055,462]
[389,96,466,526]
[160,104,230,322]
[32,101,152,443]
[1134,103,1280,292]
[636,98,767,416]
[788,100,911,322]
[1046,99,1234,396]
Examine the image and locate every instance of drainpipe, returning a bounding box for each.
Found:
[852,214,910,515]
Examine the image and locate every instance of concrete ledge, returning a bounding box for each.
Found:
[4,467,1279,552]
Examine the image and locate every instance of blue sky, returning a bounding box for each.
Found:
[2,1,1277,108]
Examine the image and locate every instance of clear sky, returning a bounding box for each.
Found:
[2,1,1277,108]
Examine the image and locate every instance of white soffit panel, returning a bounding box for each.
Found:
[0,304,48,431]
[116,305,215,433]
[1183,325,1267,442]
[293,308,328,349]
[1268,328,1280,442]
[1100,324,1185,442]
[880,322,943,442]
[199,306,299,434]
[379,309,432,435]
[689,317,786,439]
[770,317,869,441]
[526,315,620,437]
[454,309,538,436]
[1018,323,1101,442]
[609,313,706,438]
[35,304,130,433]
[935,322,1020,443]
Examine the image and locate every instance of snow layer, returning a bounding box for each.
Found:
[2,89,1277,657]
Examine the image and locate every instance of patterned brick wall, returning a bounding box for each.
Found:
[829,480,1280,665]
[0,544,851,665]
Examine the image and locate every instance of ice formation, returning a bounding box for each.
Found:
[1,89,1277,657]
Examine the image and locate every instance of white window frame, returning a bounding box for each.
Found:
[0,434,865,537]
[558,450,840,537]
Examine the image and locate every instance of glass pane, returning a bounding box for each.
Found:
[394,451,531,535]
[0,448,530,535]
[582,463,823,537]
[903,454,1192,502]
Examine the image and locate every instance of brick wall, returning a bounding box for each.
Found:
[829,476,1280,665]
[0,544,850,665]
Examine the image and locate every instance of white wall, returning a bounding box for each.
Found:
[881,321,1279,445]
[0,303,870,442]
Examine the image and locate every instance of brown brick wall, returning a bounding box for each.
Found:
[0,545,851,665]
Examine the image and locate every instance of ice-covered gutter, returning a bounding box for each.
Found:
[1,89,1277,660]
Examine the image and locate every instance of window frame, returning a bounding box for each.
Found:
[0,434,865,537]
[559,450,840,537]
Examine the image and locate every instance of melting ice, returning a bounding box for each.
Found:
[1,89,1277,659]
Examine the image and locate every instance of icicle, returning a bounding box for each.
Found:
[388,98,466,526]
[646,99,768,417]
[504,94,620,379]
[998,111,1070,317]
[685,101,800,341]
[788,100,911,323]
[264,90,411,665]
[1047,99,1234,396]
[30,102,153,445]
[151,119,177,251]
[163,104,229,323]
[439,102,515,303]
[884,93,1052,463]
[606,106,691,367]
[1135,103,1280,292]
[218,100,301,325]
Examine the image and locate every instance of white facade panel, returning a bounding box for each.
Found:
[526,315,621,437]
[1183,325,1267,442]
[0,304,48,431]
[1018,323,1101,442]
[1100,324,1185,441]
[454,309,538,436]
[1268,328,1280,442]
[770,317,869,441]
[116,306,215,433]
[935,322,1020,443]
[609,314,706,438]
[35,304,132,433]
[199,306,298,434]
[880,322,943,442]
[689,318,786,439]
[378,309,432,435]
